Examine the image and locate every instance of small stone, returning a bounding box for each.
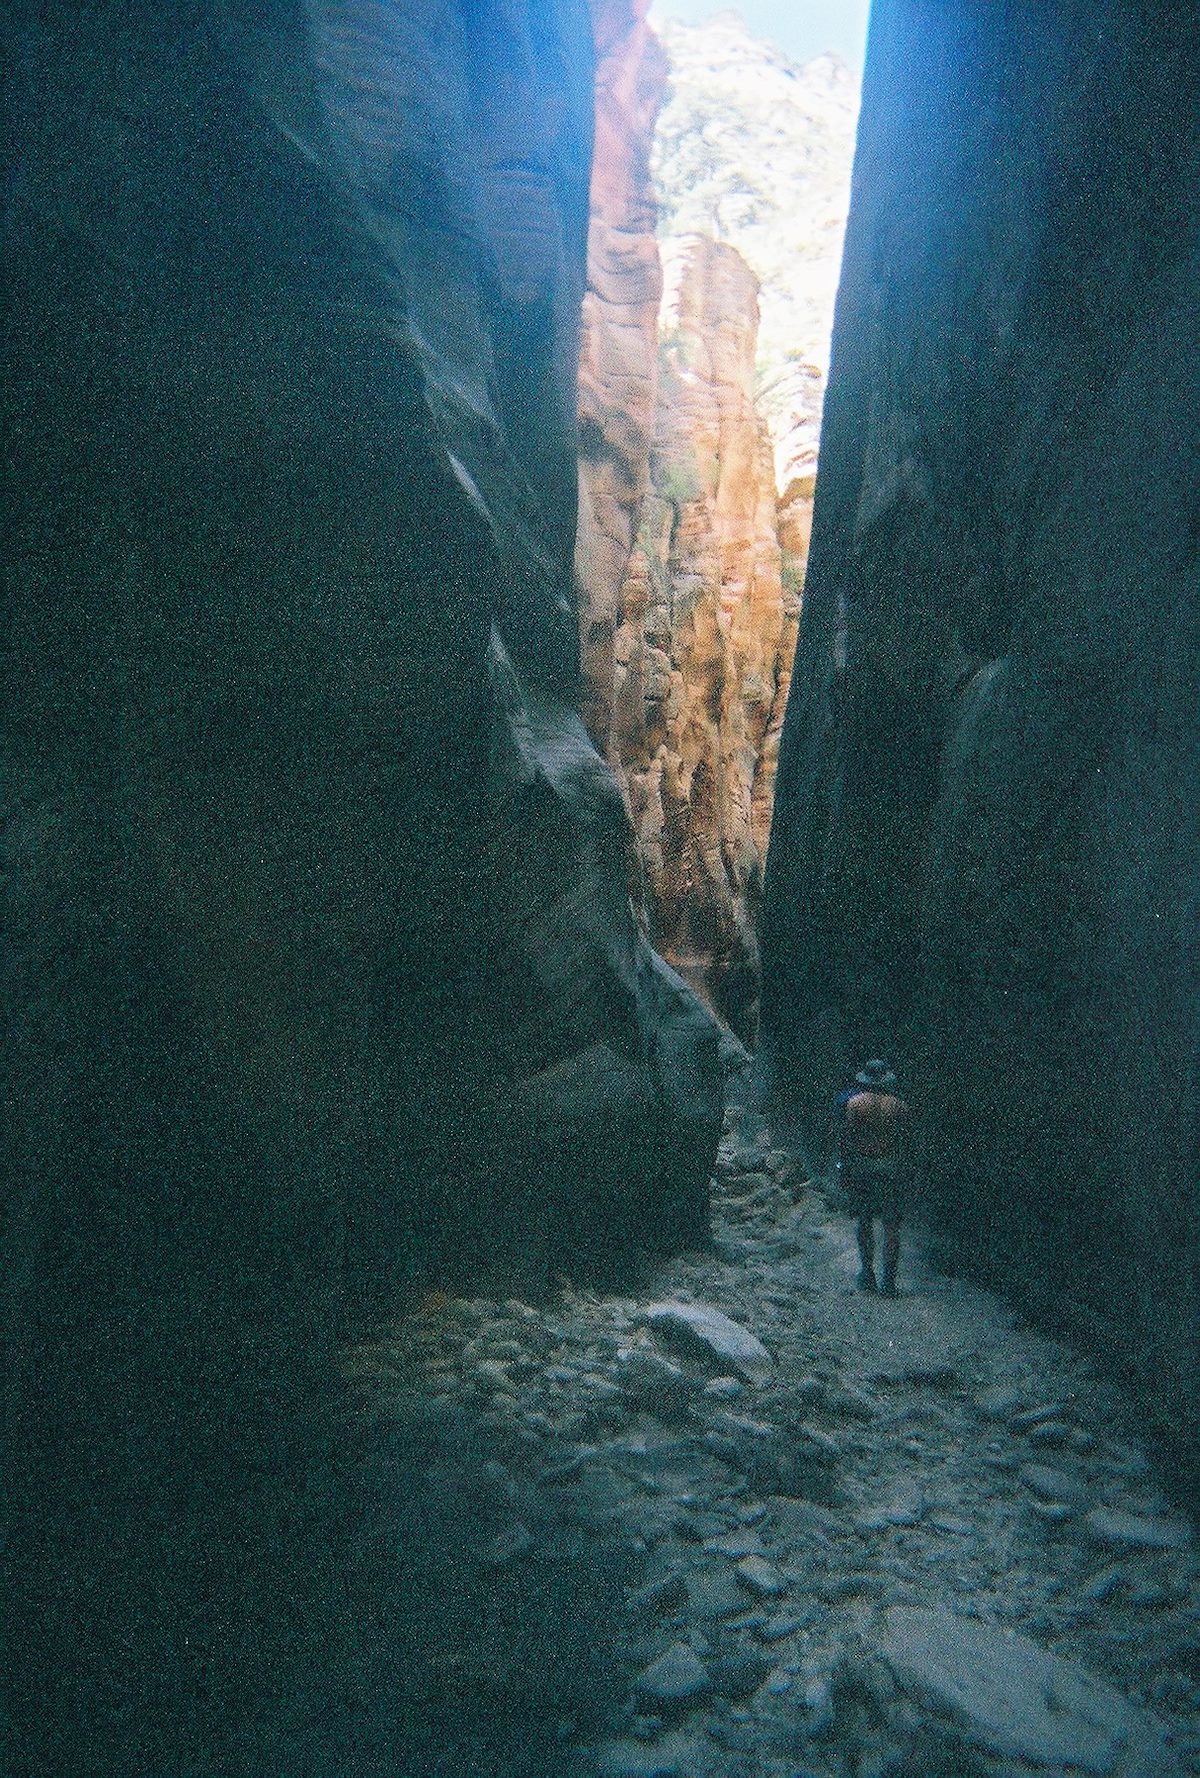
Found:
[686,1567,748,1621]
[595,1733,698,1778]
[615,1349,696,1417]
[1027,1420,1076,1448]
[759,1609,813,1641]
[736,1555,786,1598]
[856,1482,925,1531]
[975,1383,1022,1420]
[929,1512,973,1536]
[627,1572,688,1618]
[709,1649,772,1700]
[704,1530,766,1559]
[711,1409,777,1442]
[1030,1500,1074,1523]
[703,1376,743,1399]
[1019,1463,1085,1506]
[795,1421,841,1459]
[764,1667,792,1695]
[1010,1401,1066,1431]
[1079,1565,1127,1605]
[1126,1577,1171,1608]
[482,1522,533,1566]
[1085,1507,1192,1551]
[475,1358,515,1392]
[633,1644,711,1708]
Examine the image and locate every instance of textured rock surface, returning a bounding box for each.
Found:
[866,1604,1181,1774]
[651,14,859,488]
[578,0,669,751]
[607,239,801,1038]
[761,0,1200,1450]
[577,20,819,1042]
[2,2,719,1768]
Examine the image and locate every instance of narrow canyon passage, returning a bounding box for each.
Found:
[343,1093,1200,1778]
[6,1,1196,1772]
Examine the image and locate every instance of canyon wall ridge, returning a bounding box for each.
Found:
[762,0,1200,1454]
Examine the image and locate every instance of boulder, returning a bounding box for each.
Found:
[870,1605,1182,1775]
[644,1302,775,1383]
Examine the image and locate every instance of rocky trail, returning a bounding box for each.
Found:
[343,1107,1200,1778]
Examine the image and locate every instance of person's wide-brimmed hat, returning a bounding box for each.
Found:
[855,1058,898,1091]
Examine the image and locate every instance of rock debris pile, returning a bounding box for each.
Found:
[344,1116,1200,1777]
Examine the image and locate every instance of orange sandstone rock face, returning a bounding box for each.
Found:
[577,16,807,1042]
[578,0,667,751]
[614,239,803,1040]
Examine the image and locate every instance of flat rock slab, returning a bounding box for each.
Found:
[856,1481,926,1531]
[1019,1463,1086,1507]
[685,1567,747,1621]
[643,1302,774,1383]
[1085,1507,1192,1551]
[633,1643,711,1707]
[874,1605,1181,1775]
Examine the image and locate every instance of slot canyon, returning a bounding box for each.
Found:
[3,3,1197,1776]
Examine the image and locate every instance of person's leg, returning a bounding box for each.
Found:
[880,1222,900,1296]
[856,1217,877,1291]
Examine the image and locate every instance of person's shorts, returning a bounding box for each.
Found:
[845,1158,905,1224]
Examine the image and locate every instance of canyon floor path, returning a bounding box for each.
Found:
[344,1109,1200,1777]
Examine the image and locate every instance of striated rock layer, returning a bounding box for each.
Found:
[577,17,814,1042]
[577,0,668,753]
[762,0,1200,1452]
[2,2,719,1768]
[612,239,801,1040]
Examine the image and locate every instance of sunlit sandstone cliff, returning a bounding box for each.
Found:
[611,239,801,1039]
[651,13,860,491]
[577,17,806,1038]
[578,0,668,753]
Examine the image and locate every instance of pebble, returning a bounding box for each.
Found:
[615,1349,696,1416]
[1019,1462,1085,1506]
[736,1555,786,1598]
[709,1649,772,1700]
[704,1530,765,1558]
[1085,1507,1192,1551]
[759,1609,812,1641]
[595,1733,699,1778]
[856,1482,925,1530]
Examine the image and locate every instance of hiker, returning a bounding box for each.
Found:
[842,1060,909,1296]
[829,1055,890,1188]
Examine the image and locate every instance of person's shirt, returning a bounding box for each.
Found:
[844,1090,909,1161]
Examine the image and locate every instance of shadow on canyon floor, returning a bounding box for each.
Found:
[333,1100,1200,1778]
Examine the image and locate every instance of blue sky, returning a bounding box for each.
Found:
[649,1,873,70]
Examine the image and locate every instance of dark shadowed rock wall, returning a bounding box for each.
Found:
[762,0,1199,1450]
[2,1,718,1768]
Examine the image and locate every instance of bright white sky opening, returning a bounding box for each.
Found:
[648,0,872,73]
